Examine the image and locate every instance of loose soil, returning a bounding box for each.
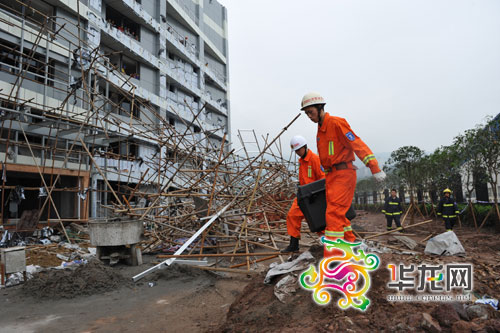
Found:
[1,256,251,332]
[1,212,499,332]
[215,212,500,332]
[22,259,131,299]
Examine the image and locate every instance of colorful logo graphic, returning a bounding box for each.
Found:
[386,263,473,300]
[427,273,443,282]
[299,238,380,311]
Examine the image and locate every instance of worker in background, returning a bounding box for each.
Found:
[382,189,403,231]
[437,188,459,231]
[300,92,386,257]
[281,135,325,253]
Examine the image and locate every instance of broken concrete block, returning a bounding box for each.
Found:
[424,231,465,256]
[393,235,418,250]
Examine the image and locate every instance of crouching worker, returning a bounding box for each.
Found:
[383,189,403,231]
[437,188,459,231]
[281,135,325,253]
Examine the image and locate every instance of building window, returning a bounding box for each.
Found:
[106,6,141,41]
[3,0,54,29]
[0,40,18,74]
[21,48,46,84]
[121,55,140,79]
[110,92,140,119]
[110,141,138,159]
[119,99,140,119]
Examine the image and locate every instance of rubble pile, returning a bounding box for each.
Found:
[213,214,500,332]
[22,259,130,299]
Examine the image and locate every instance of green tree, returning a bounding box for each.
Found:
[423,145,462,202]
[453,127,484,202]
[384,146,425,203]
[476,116,500,219]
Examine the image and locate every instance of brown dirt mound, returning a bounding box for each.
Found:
[22,260,131,299]
[214,254,425,332]
[214,252,500,332]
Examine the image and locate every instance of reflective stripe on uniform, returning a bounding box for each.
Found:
[308,166,312,178]
[443,215,457,218]
[325,230,344,238]
[344,226,352,232]
[389,202,399,205]
[443,204,454,207]
[328,141,334,155]
[393,212,402,215]
[362,154,375,165]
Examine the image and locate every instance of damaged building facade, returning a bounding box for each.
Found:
[0,0,230,227]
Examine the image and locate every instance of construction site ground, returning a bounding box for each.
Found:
[1,211,500,332]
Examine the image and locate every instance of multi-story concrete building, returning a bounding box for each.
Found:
[0,0,230,225]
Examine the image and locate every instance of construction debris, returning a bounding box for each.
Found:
[424,231,466,256]
[264,250,315,284]
[0,0,305,277]
[392,235,419,250]
[274,274,298,303]
[22,259,130,299]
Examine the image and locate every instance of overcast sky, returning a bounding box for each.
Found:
[218,0,500,160]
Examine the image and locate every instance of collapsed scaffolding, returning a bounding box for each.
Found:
[0,1,315,275]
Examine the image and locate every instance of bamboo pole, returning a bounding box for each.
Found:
[365,219,433,240]
[478,205,494,230]
[469,201,478,230]
[157,252,287,259]
[189,266,258,275]
[229,255,278,269]
[79,138,123,207]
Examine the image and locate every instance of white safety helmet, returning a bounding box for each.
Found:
[301,92,326,110]
[290,135,307,151]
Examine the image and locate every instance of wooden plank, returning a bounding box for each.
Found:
[0,163,90,177]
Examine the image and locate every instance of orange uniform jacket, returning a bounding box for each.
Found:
[316,113,381,174]
[286,150,324,238]
[298,150,324,186]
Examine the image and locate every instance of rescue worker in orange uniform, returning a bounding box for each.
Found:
[300,92,386,257]
[281,135,325,252]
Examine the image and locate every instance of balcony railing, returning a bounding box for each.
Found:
[165,23,200,62]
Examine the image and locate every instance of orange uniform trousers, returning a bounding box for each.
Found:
[286,198,303,239]
[324,168,357,257]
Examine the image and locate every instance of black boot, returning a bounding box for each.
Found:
[281,236,299,253]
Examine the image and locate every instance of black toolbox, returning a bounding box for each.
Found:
[297,178,356,232]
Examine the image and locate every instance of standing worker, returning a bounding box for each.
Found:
[437,188,459,231]
[383,189,403,231]
[300,92,386,257]
[281,135,325,252]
